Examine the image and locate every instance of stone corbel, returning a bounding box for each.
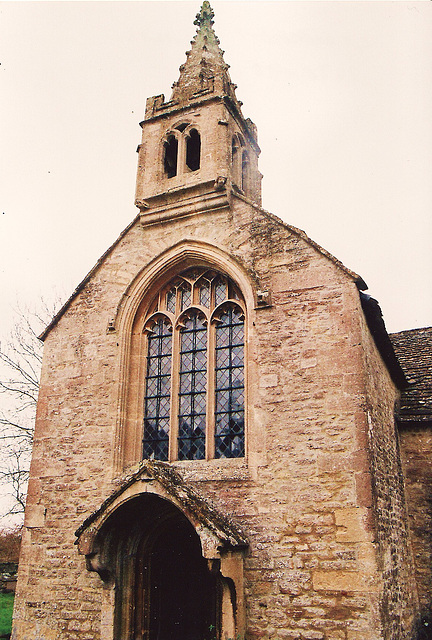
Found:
[135,198,150,211]
[256,289,272,308]
[85,549,113,584]
[214,175,227,190]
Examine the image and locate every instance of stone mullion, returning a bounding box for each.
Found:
[177,132,186,176]
[206,319,216,460]
[169,325,181,462]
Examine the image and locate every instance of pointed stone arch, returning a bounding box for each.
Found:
[111,240,257,473]
[75,461,247,640]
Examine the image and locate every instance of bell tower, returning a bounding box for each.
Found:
[134,1,262,224]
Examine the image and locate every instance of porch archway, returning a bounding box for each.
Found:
[108,494,217,640]
[75,461,247,640]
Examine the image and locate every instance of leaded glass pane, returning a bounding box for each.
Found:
[180,284,191,311]
[216,390,230,412]
[179,394,191,414]
[232,324,244,344]
[194,370,206,392]
[215,306,245,459]
[195,348,207,370]
[180,376,192,394]
[232,345,243,367]
[215,414,229,434]
[161,335,172,355]
[194,392,206,413]
[216,368,230,388]
[146,377,158,397]
[149,339,160,356]
[145,398,158,416]
[166,288,177,314]
[178,418,191,438]
[178,312,207,460]
[214,279,227,306]
[216,348,230,368]
[159,396,171,415]
[178,434,206,461]
[199,280,211,308]
[181,331,193,351]
[160,358,172,375]
[195,329,207,350]
[147,357,160,377]
[216,324,230,348]
[181,352,193,372]
[143,319,172,461]
[159,375,171,396]
[231,367,244,387]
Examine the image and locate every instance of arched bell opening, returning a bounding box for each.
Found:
[163,135,179,178]
[88,493,231,640]
[186,128,201,172]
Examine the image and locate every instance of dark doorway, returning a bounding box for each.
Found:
[135,515,216,640]
[107,495,217,640]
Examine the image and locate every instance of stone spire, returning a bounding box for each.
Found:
[170,1,243,112]
[137,1,262,217]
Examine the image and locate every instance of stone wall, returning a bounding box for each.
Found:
[359,313,419,638]
[13,197,412,640]
[399,424,432,624]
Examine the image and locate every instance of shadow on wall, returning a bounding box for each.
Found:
[417,616,432,640]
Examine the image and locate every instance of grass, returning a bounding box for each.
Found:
[0,592,14,637]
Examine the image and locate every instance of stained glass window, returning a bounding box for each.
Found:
[142,269,245,462]
[143,318,172,460]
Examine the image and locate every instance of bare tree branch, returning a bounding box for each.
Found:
[0,299,62,519]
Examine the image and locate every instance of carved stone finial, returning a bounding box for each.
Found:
[194,1,215,29]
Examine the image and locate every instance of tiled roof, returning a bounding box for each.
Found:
[390,327,432,423]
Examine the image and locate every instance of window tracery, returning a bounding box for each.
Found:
[163,125,201,178]
[142,268,245,462]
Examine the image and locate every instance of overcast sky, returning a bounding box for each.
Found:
[1,0,431,339]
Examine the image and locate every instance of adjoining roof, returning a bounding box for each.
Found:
[360,293,407,390]
[390,327,432,423]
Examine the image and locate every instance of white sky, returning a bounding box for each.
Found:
[0,0,431,339]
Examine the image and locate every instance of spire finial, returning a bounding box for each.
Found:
[169,0,244,114]
[194,1,215,29]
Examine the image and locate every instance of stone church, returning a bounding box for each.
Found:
[12,3,432,640]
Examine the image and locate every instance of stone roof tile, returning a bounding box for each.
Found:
[390,327,432,423]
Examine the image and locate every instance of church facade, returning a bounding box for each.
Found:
[12,4,431,640]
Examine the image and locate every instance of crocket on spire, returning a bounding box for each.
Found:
[170,1,243,112]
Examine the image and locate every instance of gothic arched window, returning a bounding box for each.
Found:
[241,151,250,195]
[186,128,201,171]
[163,125,201,178]
[142,269,245,462]
[163,135,178,178]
